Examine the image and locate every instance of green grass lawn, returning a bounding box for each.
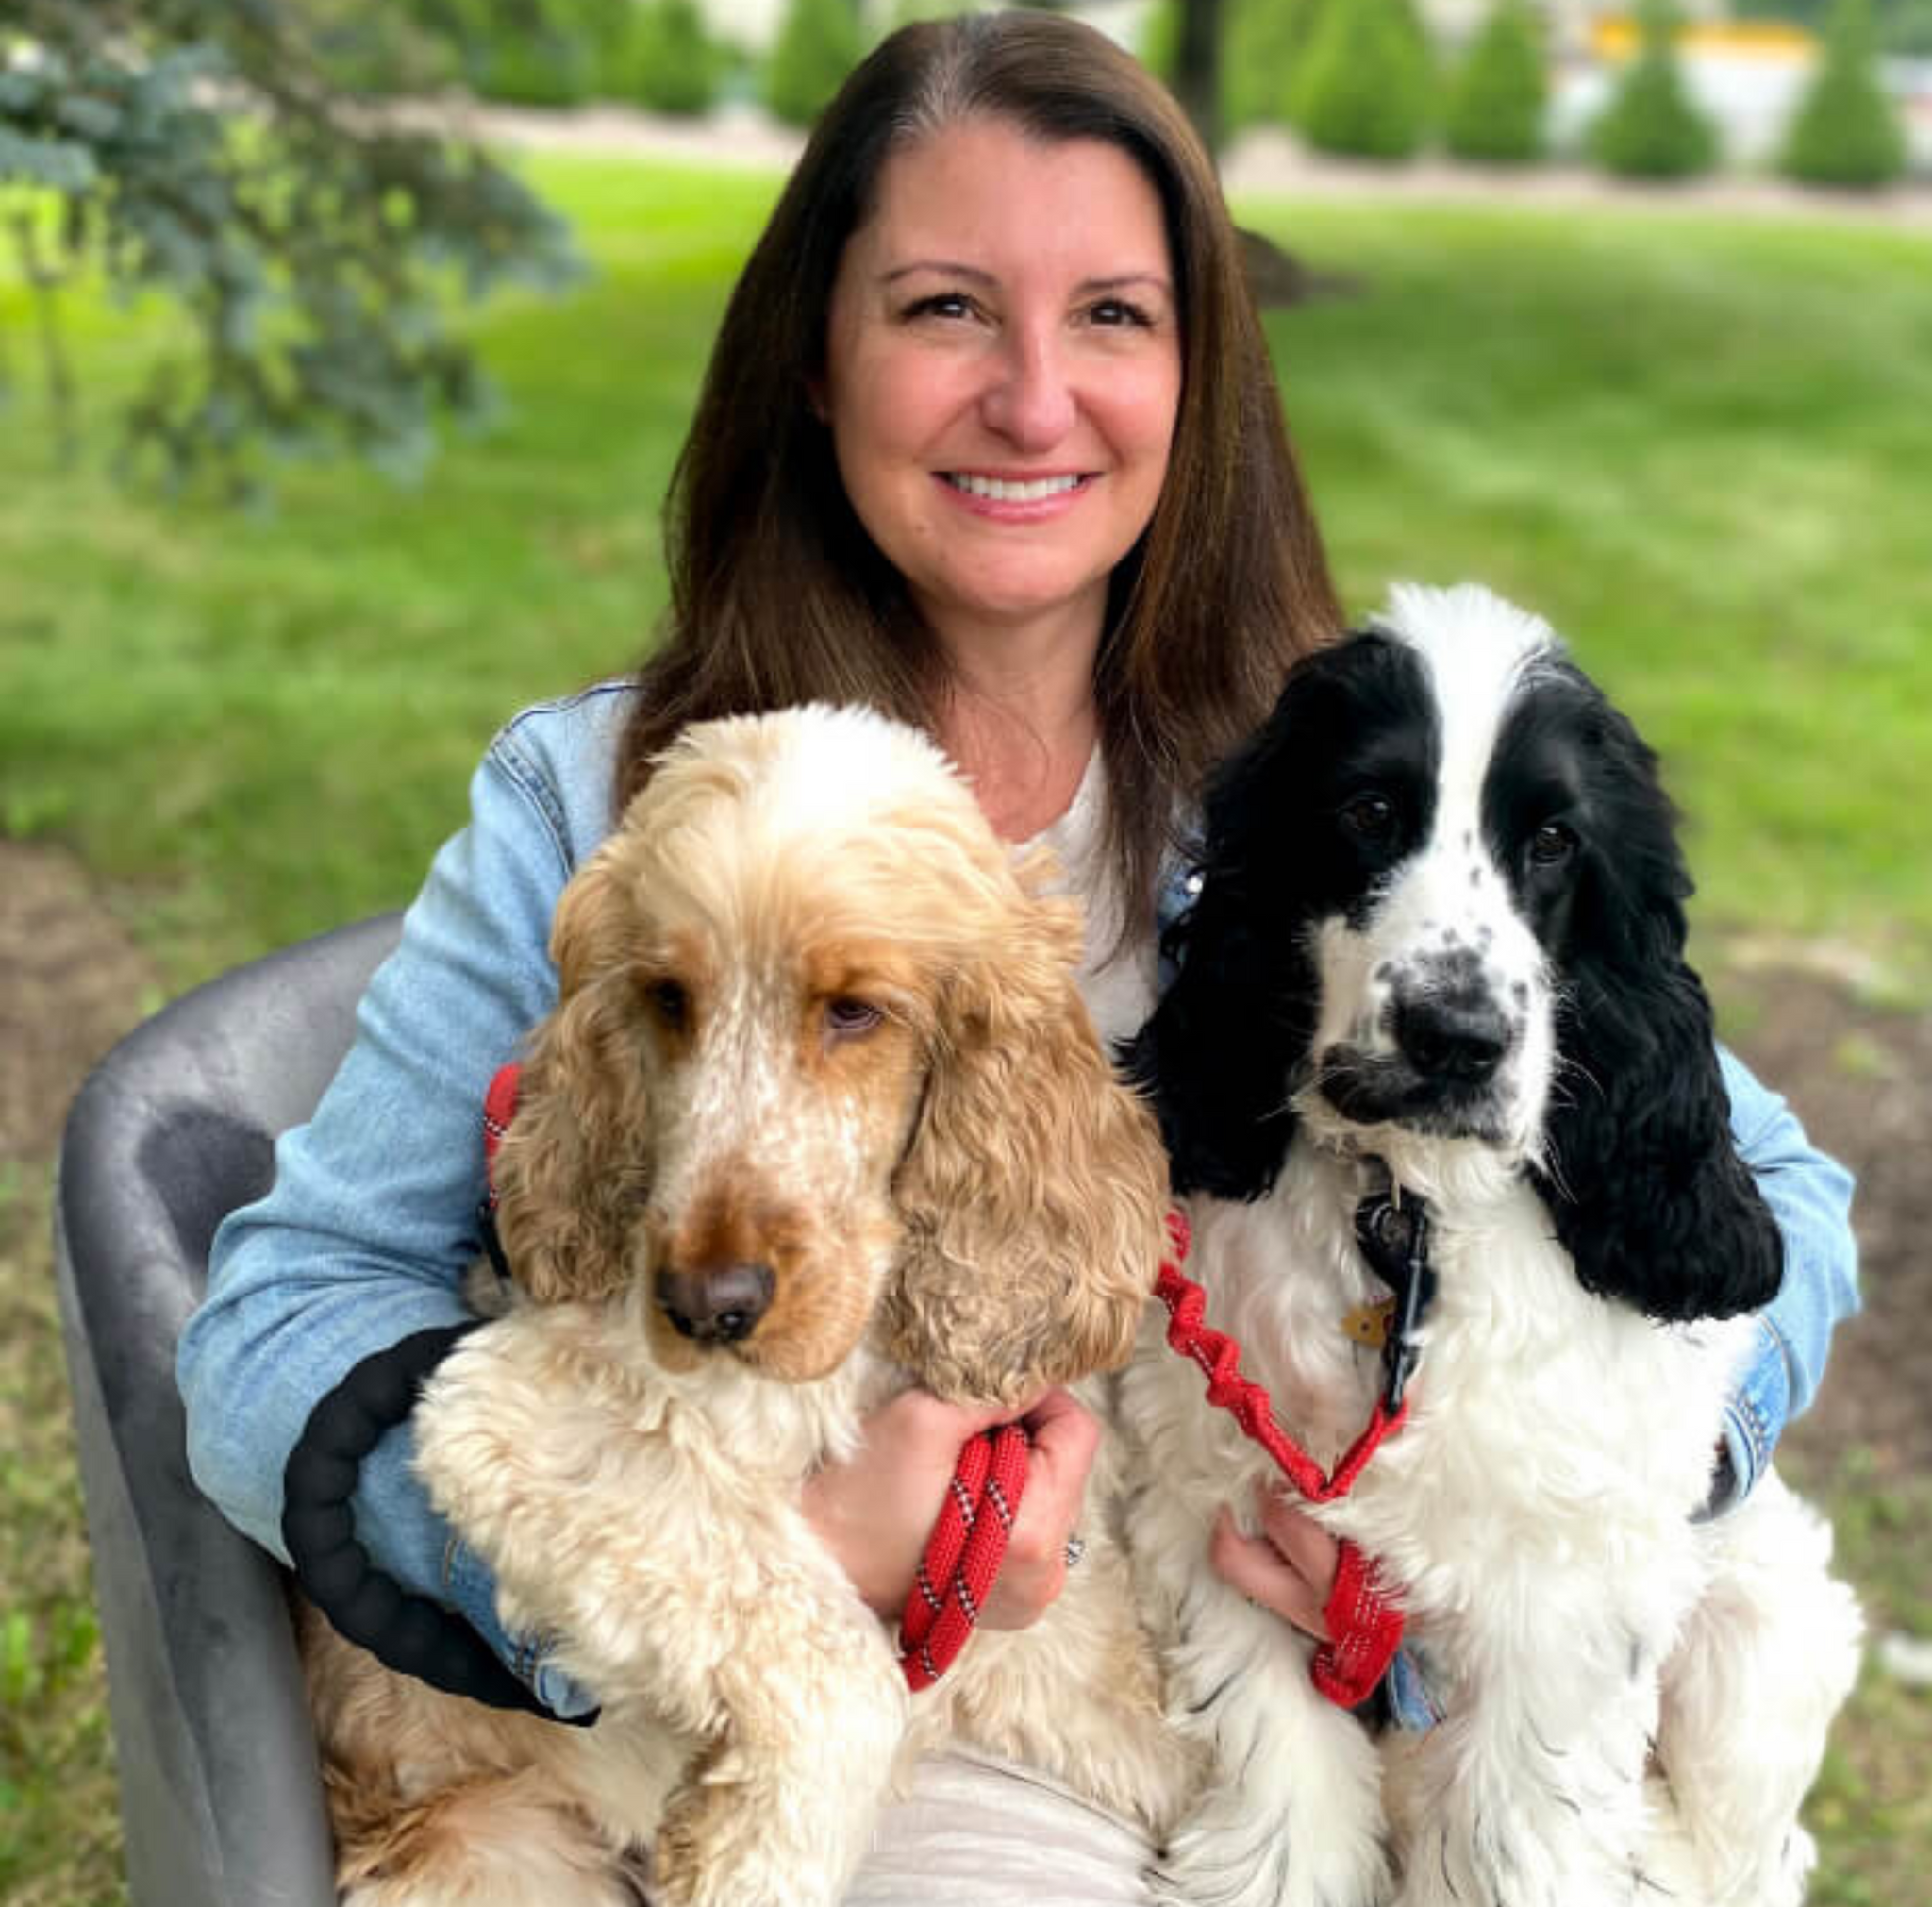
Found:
[3,151,1928,1904]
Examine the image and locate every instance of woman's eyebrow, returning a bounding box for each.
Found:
[881,263,1173,296]
[882,260,996,285]
[1078,272,1174,298]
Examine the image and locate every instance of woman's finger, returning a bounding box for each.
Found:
[1252,1483,1341,1604]
[1208,1503,1329,1641]
[979,1388,1101,1630]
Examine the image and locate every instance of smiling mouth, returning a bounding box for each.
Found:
[941,472,1090,503]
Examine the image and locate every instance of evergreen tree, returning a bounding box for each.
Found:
[625,0,720,115]
[0,0,577,494]
[1291,0,1433,160]
[1225,0,1326,137]
[1442,0,1547,162]
[764,0,864,128]
[1780,0,1908,185]
[1590,0,1720,177]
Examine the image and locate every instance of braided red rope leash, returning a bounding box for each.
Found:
[896,1421,1031,1691]
[1154,1210,1410,1708]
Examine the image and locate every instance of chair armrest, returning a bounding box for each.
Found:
[55,913,403,1907]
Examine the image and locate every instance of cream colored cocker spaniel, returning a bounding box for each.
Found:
[302,705,1196,1906]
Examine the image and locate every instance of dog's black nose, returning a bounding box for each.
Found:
[654,1264,775,1343]
[1396,997,1511,1085]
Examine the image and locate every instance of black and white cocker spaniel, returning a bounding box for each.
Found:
[1123,584,1860,1907]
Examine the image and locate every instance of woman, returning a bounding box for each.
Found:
[177,12,1857,1899]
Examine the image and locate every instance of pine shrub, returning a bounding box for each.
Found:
[1590,0,1720,178]
[461,0,601,107]
[1442,0,1547,163]
[1224,0,1325,135]
[1780,0,1907,186]
[625,0,718,114]
[1291,0,1433,160]
[764,0,864,127]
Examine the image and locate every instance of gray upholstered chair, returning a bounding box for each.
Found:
[54,914,404,1907]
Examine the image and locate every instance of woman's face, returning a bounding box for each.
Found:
[819,117,1182,658]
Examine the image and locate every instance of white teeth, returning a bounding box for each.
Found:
[946,472,1083,502]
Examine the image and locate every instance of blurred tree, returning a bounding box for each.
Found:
[1878,0,1932,50]
[1735,0,1932,52]
[0,0,578,497]
[1442,0,1546,162]
[763,0,863,127]
[1226,0,1325,138]
[1779,0,1908,184]
[1590,0,1720,176]
[1291,0,1433,160]
[1166,0,1230,152]
[625,0,721,115]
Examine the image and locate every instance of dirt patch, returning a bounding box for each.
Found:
[1722,968,1932,1480]
[0,844,161,1166]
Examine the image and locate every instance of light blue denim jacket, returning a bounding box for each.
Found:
[177,685,1860,1720]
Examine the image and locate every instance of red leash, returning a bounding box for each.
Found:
[896,1421,1031,1691]
[1154,1210,1411,1708]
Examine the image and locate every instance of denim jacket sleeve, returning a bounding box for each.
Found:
[175,689,632,1717]
[1706,1047,1860,1514]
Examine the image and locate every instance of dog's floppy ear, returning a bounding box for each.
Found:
[1532,711,1782,1322]
[884,866,1170,1407]
[1122,711,1323,1202]
[491,844,648,1305]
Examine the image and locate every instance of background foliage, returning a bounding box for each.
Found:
[0,0,579,497]
[1591,0,1723,177]
[1441,0,1547,164]
[1780,0,1910,185]
[1291,0,1435,159]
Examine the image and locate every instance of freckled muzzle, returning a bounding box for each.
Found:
[1320,945,1525,1140]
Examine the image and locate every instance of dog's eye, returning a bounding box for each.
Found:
[1339,793,1398,844]
[644,978,691,1031]
[1529,823,1578,867]
[824,996,883,1041]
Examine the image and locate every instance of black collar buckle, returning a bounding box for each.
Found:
[1354,1183,1436,1414]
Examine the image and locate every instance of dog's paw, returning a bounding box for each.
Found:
[653,1778,849,1907]
[1150,1807,1392,1907]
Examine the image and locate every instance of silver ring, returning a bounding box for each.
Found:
[1063,1534,1087,1569]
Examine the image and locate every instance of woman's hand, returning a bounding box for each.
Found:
[803,1386,1101,1630]
[1208,1480,1341,1640]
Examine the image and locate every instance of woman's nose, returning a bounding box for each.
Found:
[979,329,1076,449]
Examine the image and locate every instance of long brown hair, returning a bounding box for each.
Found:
[621,10,1339,936]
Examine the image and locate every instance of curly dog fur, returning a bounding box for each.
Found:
[304,705,1196,1906]
[1122,586,1861,1907]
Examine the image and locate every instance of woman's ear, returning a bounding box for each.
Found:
[491,849,648,1305]
[882,888,1169,1406]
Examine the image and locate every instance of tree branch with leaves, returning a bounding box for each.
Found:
[0,0,579,497]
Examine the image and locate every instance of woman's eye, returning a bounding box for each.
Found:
[1089,298,1151,328]
[906,292,974,322]
[644,978,690,1031]
[1529,822,1578,867]
[1339,794,1398,844]
[825,996,884,1040]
